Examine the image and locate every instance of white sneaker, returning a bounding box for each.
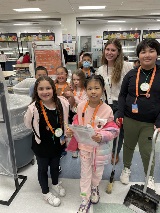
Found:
[52,181,66,197]
[78,198,91,213]
[120,167,131,185]
[72,151,78,158]
[147,176,155,190]
[43,192,60,207]
[90,185,100,204]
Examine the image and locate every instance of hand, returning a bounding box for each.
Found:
[66,128,74,138]
[92,133,102,143]
[64,91,74,98]
[154,125,160,132]
[116,118,123,127]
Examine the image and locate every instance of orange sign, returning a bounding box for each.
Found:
[35,50,61,75]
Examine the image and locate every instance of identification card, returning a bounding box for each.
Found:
[132,104,138,113]
[108,96,113,104]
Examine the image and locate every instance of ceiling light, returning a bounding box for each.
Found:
[14,23,31,26]
[79,6,106,10]
[157,19,160,21]
[13,8,41,12]
[151,13,160,15]
[108,20,126,23]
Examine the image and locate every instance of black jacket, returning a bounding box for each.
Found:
[117,65,160,127]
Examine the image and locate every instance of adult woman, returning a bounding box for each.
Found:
[96,38,132,164]
[117,38,160,190]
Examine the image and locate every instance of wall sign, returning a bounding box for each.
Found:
[0,33,18,42]
[103,30,141,40]
[143,30,160,39]
[20,33,55,41]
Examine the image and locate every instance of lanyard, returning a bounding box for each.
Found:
[135,65,156,102]
[73,88,84,99]
[82,100,102,127]
[107,65,112,89]
[40,100,57,135]
[56,83,68,96]
[83,69,91,77]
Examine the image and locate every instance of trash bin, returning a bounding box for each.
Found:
[9,94,34,169]
[13,78,36,95]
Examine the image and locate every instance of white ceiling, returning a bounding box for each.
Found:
[0,0,160,26]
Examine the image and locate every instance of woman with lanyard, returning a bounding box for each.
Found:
[116,38,160,190]
[96,38,132,164]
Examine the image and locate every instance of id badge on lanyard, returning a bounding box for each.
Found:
[132,103,138,113]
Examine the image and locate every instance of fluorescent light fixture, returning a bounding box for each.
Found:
[81,13,104,17]
[123,46,135,49]
[151,13,160,15]
[123,50,134,53]
[13,23,31,26]
[108,20,126,23]
[13,8,41,12]
[157,19,160,21]
[79,6,106,10]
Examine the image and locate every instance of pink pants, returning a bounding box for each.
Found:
[80,150,105,199]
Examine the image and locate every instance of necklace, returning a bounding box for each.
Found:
[73,88,84,99]
[140,69,153,91]
[82,100,103,127]
[135,65,156,101]
[40,100,63,139]
[55,83,68,96]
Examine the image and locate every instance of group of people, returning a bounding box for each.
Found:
[17,52,31,64]
[24,38,160,213]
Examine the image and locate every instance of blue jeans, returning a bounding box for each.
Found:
[36,156,60,194]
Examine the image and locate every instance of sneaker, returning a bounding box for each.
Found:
[72,151,78,158]
[77,199,91,213]
[120,167,131,185]
[52,181,66,197]
[90,186,100,204]
[147,176,155,190]
[43,192,61,207]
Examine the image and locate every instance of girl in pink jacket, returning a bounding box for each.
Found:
[24,76,69,207]
[66,75,119,213]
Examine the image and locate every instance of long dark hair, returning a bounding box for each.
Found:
[32,76,64,128]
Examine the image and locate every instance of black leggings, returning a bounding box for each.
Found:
[36,156,60,194]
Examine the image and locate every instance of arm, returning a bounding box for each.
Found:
[24,107,32,129]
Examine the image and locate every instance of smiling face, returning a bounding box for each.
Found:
[86,79,103,106]
[37,80,53,104]
[35,70,48,79]
[139,47,157,69]
[56,67,68,84]
[105,43,119,65]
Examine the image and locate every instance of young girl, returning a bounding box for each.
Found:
[66,75,119,213]
[24,76,69,207]
[71,70,88,158]
[55,66,75,119]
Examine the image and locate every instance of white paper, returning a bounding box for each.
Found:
[68,124,99,147]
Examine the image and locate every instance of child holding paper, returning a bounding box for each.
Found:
[66,75,119,213]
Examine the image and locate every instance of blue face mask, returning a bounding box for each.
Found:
[83,61,91,68]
